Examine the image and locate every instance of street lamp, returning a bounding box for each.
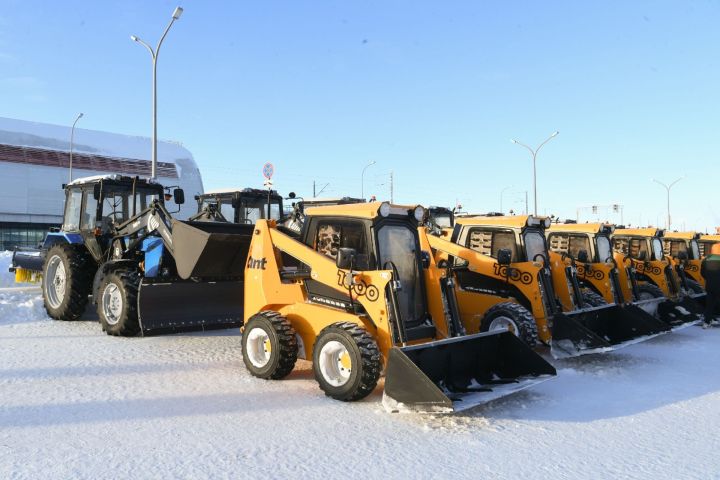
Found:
[361,160,376,199]
[652,177,683,230]
[511,131,559,215]
[130,6,183,180]
[69,112,84,183]
[500,186,513,213]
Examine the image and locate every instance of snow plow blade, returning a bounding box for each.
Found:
[171,220,254,280]
[382,331,556,414]
[137,279,243,335]
[550,304,670,359]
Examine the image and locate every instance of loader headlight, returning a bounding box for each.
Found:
[544,218,552,228]
[379,202,391,217]
[413,206,426,222]
[527,216,546,227]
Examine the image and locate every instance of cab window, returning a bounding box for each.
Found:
[467,229,518,262]
[63,189,83,231]
[81,193,99,230]
[314,220,367,261]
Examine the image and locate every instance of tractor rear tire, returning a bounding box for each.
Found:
[313,322,381,402]
[581,290,608,307]
[637,283,665,300]
[685,279,704,294]
[480,302,539,348]
[97,270,141,336]
[42,244,94,320]
[242,311,298,380]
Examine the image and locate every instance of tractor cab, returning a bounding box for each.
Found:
[56,175,183,262]
[662,232,705,292]
[700,235,720,258]
[425,206,455,236]
[282,196,366,234]
[193,188,283,224]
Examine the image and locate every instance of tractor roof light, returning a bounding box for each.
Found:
[413,206,426,222]
[379,202,391,218]
[527,216,545,228]
[544,218,552,228]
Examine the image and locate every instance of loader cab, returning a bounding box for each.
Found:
[612,229,666,262]
[425,206,455,235]
[699,236,720,257]
[195,189,283,224]
[547,224,616,263]
[302,202,433,341]
[662,233,701,261]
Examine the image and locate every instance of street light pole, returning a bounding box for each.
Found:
[361,160,376,199]
[652,177,683,230]
[500,186,513,213]
[131,6,183,181]
[69,112,84,183]
[511,131,559,216]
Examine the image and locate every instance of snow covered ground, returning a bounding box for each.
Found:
[1,256,719,479]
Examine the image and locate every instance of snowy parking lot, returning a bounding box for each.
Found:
[1,282,720,478]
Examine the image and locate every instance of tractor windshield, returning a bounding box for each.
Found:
[524,230,548,263]
[102,187,159,226]
[201,198,235,222]
[237,197,282,224]
[652,238,664,261]
[377,223,426,328]
[596,235,612,263]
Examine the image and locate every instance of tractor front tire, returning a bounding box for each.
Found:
[313,322,381,402]
[97,270,141,336]
[480,302,539,348]
[242,311,298,380]
[42,244,94,320]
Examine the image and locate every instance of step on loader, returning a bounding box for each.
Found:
[10,175,252,335]
[241,202,555,413]
[428,215,669,359]
[612,228,702,328]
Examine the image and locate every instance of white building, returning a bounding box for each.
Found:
[0,117,204,250]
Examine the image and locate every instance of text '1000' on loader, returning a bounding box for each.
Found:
[426,215,669,359]
[240,202,556,413]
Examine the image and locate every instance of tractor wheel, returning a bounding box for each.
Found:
[42,244,94,320]
[480,302,539,348]
[685,279,704,294]
[242,311,298,380]
[97,270,141,336]
[313,322,381,402]
[581,290,608,307]
[637,283,665,300]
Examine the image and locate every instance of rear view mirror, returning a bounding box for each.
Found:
[497,248,513,266]
[577,249,589,263]
[288,192,296,199]
[336,248,357,270]
[173,188,185,205]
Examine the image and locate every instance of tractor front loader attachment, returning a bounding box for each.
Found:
[550,303,669,359]
[382,330,556,413]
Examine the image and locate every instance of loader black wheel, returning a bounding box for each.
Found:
[637,283,665,300]
[685,279,704,294]
[480,302,539,348]
[581,290,608,307]
[97,270,141,336]
[242,311,298,380]
[42,244,94,320]
[313,322,381,402]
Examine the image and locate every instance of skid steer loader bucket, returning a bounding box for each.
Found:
[655,297,703,329]
[171,220,254,279]
[550,304,670,359]
[382,330,556,414]
[137,279,244,335]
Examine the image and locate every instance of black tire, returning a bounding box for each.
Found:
[242,311,298,380]
[42,244,94,320]
[97,270,141,336]
[685,279,704,294]
[637,283,665,300]
[312,322,381,402]
[581,290,608,307]
[480,302,539,348]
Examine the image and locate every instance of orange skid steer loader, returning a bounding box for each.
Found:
[240,202,555,413]
[428,215,668,358]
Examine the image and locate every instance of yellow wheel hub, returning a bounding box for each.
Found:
[339,351,352,370]
[264,339,272,354]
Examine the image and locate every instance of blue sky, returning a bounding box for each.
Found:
[1,0,718,231]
